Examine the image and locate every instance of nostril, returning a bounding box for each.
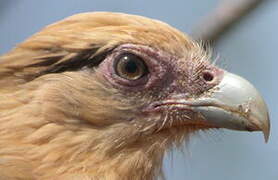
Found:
[202,72,214,82]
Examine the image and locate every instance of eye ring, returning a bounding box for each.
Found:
[114,53,148,80]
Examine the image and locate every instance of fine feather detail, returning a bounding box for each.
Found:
[0,12,209,180]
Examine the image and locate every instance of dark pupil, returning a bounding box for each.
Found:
[115,53,147,80]
[124,59,138,74]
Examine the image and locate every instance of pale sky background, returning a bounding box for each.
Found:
[0,0,277,180]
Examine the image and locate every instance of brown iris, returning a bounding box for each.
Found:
[115,53,148,80]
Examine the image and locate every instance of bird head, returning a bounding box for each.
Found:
[0,12,270,179]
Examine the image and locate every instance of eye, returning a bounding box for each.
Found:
[202,71,214,82]
[114,53,148,80]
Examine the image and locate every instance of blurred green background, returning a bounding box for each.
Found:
[0,0,277,179]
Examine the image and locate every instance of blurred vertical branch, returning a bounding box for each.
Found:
[191,0,266,48]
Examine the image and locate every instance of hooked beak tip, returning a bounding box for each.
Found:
[262,114,270,143]
[190,71,271,142]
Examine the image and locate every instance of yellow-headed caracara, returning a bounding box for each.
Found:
[0,12,270,180]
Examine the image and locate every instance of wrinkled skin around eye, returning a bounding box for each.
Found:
[93,43,224,139]
[97,43,223,97]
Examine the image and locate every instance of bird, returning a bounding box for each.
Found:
[0,12,270,180]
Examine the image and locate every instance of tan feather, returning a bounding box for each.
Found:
[0,12,209,180]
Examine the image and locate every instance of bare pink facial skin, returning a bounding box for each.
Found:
[98,43,224,99]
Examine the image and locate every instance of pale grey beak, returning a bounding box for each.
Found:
[192,71,270,142]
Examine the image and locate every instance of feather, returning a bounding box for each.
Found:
[0,12,269,180]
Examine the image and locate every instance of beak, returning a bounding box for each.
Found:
[190,71,270,142]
